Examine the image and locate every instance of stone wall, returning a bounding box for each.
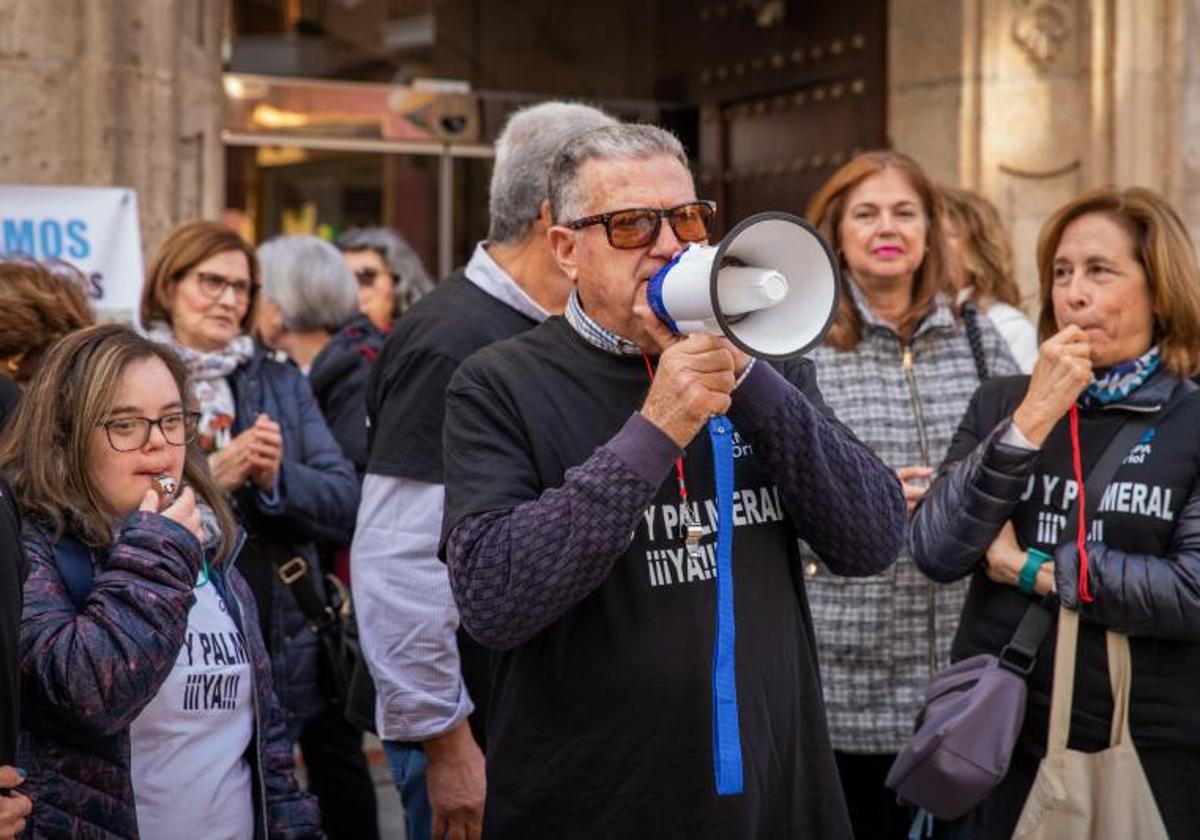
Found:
[0,0,225,258]
[891,0,1197,314]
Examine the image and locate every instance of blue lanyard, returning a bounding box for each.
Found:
[641,354,743,794]
[707,414,743,795]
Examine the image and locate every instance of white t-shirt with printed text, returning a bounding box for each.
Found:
[130,572,255,839]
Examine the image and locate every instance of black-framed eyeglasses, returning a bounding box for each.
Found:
[99,411,201,452]
[353,267,391,287]
[190,271,258,304]
[563,200,717,249]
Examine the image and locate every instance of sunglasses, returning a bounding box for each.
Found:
[564,201,717,249]
[354,267,392,287]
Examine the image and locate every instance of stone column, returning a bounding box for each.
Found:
[0,0,225,257]
[891,0,1199,305]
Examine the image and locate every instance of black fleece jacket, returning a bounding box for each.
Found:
[0,476,26,766]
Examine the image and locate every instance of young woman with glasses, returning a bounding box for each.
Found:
[140,221,359,836]
[0,323,320,837]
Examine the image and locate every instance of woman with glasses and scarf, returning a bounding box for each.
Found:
[912,188,1200,839]
[336,227,432,336]
[802,151,1019,839]
[140,222,360,815]
[0,323,320,838]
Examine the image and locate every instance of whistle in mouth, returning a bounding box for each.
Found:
[152,474,179,510]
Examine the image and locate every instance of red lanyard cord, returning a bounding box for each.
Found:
[641,353,688,503]
[1068,404,1094,603]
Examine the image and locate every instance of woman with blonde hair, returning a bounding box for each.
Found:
[803,150,1019,838]
[941,186,1038,371]
[1,323,320,837]
[914,186,1200,838]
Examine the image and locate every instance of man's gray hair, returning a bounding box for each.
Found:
[258,235,359,333]
[548,124,690,224]
[336,226,432,316]
[488,101,617,244]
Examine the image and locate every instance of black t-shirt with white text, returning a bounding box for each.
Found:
[366,267,540,749]
[366,269,538,482]
[949,374,1200,754]
[442,317,851,839]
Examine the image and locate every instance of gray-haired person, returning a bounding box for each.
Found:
[338,227,432,334]
[258,234,388,472]
[437,122,906,836]
[349,101,617,840]
[255,233,383,839]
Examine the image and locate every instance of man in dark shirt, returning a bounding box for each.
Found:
[441,123,908,837]
[350,101,616,840]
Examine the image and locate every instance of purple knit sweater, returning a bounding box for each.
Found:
[446,361,906,650]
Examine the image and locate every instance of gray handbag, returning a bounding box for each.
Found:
[884,597,1052,820]
[886,409,1161,820]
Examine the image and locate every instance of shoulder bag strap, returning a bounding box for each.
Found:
[274,554,335,632]
[998,379,1195,674]
[961,301,990,382]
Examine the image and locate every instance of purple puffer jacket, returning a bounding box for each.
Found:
[16,511,323,839]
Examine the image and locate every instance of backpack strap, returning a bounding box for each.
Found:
[53,536,94,609]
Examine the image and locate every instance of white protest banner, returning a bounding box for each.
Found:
[0,185,144,326]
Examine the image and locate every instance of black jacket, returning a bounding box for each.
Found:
[309,315,384,478]
[228,346,360,722]
[912,370,1200,753]
[0,373,19,433]
[0,476,25,765]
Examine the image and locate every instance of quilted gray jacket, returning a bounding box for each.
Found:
[802,285,1019,753]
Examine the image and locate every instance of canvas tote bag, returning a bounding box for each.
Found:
[1012,607,1168,839]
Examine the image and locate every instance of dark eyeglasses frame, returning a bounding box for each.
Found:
[353,266,392,287]
[99,411,202,453]
[563,200,717,249]
[190,271,258,304]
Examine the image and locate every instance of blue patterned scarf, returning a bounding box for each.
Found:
[1080,345,1160,407]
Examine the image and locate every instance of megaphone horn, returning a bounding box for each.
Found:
[646,211,841,360]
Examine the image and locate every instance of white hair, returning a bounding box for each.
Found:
[257,235,359,333]
[548,123,690,223]
[488,101,617,244]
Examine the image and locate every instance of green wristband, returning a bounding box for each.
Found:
[1018,548,1052,594]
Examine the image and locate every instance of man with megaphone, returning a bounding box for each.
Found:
[439,122,906,839]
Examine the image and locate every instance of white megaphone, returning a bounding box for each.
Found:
[646,212,840,360]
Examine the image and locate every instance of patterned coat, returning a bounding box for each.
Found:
[16,512,322,839]
[803,287,1020,753]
